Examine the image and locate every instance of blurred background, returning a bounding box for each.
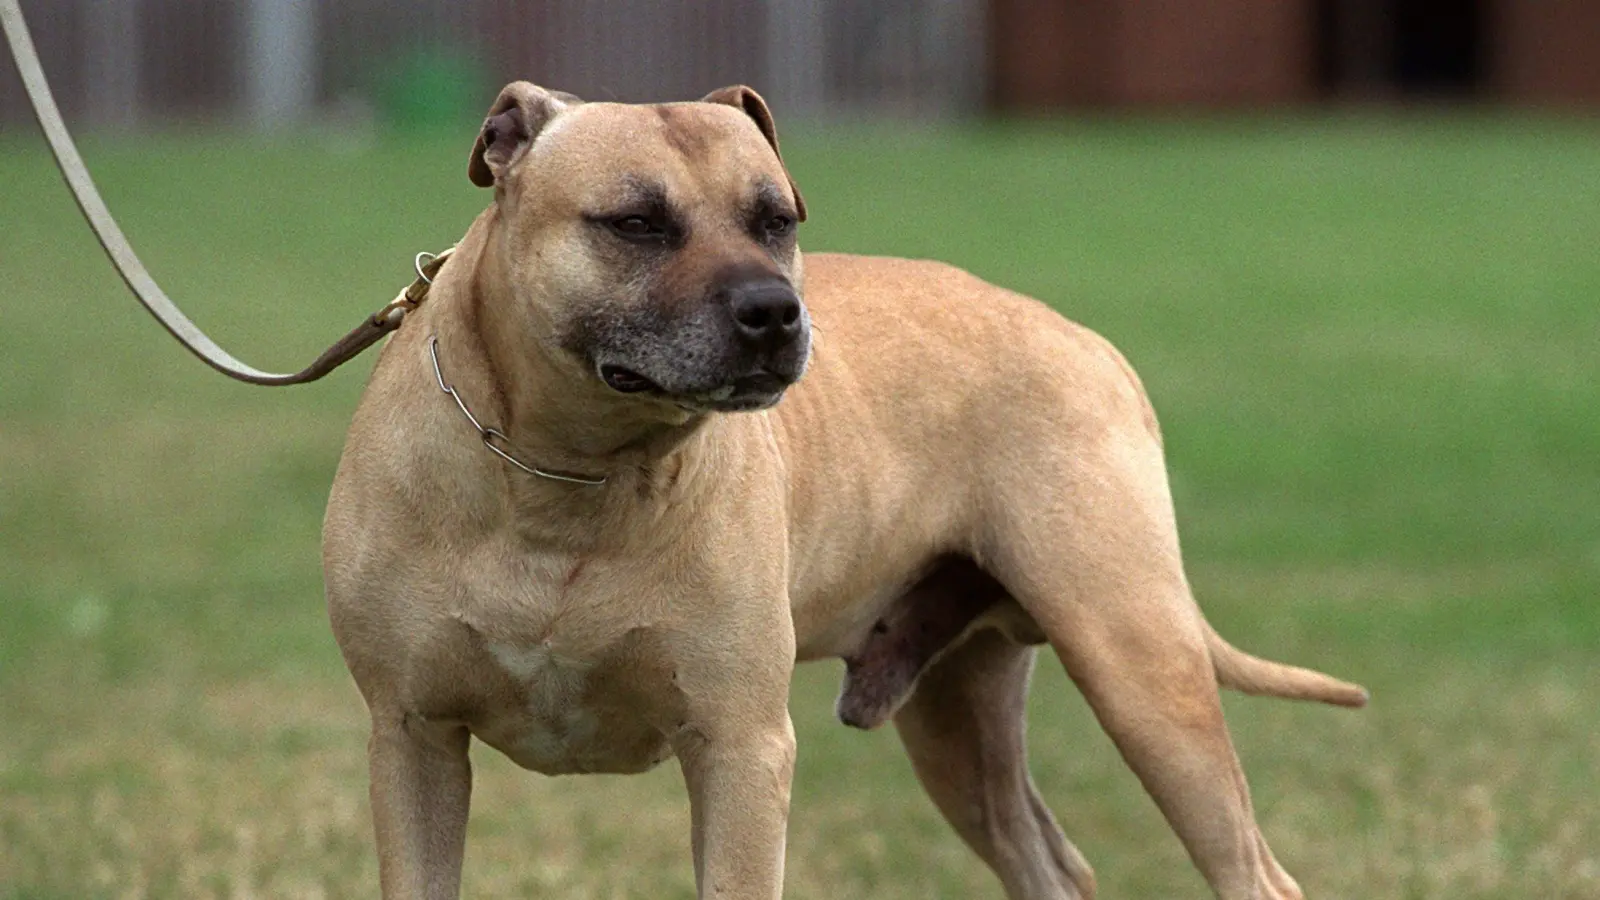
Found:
[4,0,1600,128]
[2,2,1597,899]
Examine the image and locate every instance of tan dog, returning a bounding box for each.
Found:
[322,82,1367,900]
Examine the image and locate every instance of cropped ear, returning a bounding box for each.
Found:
[467,82,580,188]
[701,85,807,222]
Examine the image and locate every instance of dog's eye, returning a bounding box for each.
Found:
[763,215,796,237]
[610,215,664,239]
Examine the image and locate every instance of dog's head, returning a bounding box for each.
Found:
[468,82,809,414]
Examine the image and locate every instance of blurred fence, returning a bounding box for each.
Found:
[0,0,987,129]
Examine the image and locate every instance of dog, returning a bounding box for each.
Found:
[322,82,1367,900]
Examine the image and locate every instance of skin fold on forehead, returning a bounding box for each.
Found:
[518,102,796,215]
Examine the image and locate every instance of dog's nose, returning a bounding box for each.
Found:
[727,279,803,347]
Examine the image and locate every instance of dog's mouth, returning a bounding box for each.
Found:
[676,374,791,413]
[598,364,792,412]
[600,364,658,394]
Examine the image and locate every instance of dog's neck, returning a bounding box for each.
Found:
[434,216,714,493]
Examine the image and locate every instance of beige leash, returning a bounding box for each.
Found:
[1,0,446,385]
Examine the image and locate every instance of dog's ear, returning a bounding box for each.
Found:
[701,85,807,222]
[468,82,580,188]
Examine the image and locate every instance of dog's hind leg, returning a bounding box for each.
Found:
[984,419,1303,900]
[894,627,1096,900]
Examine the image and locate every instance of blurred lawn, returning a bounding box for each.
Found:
[1,114,1598,899]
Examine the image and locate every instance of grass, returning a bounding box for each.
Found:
[2,112,1598,898]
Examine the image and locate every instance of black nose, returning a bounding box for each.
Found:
[727,279,803,347]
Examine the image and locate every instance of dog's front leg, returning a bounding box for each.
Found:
[367,709,472,900]
[675,713,797,900]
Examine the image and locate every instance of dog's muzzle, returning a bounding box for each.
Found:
[594,276,811,413]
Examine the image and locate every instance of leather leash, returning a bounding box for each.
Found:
[2,0,445,385]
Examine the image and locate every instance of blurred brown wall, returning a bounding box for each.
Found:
[1494,1,1600,105]
[1118,0,1312,104]
[990,0,1314,109]
[990,0,1600,110]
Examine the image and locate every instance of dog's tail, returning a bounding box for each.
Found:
[1205,623,1369,708]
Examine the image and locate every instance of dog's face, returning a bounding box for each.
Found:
[468,83,809,414]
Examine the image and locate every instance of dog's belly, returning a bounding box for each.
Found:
[469,640,674,776]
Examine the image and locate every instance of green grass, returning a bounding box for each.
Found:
[2,113,1598,898]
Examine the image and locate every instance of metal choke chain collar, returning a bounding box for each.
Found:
[427,336,608,487]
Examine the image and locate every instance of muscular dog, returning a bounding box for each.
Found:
[322,82,1367,900]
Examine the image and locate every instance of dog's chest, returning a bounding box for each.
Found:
[472,639,672,776]
[455,567,683,776]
